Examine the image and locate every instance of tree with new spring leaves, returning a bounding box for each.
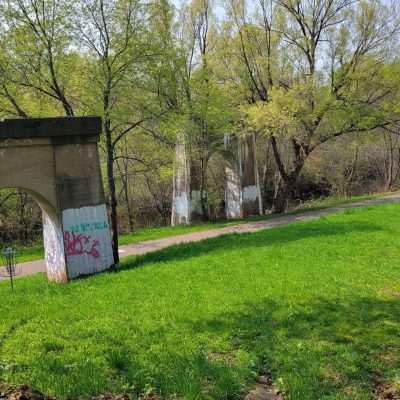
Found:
[226,0,400,211]
[0,0,400,251]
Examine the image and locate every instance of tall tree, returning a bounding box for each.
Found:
[0,0,77,116]
[175,0,237,220]
[230,0,400,212]
[72,0,153,263]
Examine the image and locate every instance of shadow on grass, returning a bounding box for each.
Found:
[182,295,400,399]
[85,292,398,399]
[117,220,383,272]
[17,293,398,399]
[20,295,399,399]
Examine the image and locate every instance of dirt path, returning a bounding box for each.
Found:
[4,193,400,280]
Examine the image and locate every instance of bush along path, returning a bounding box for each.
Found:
[5,192,400,280]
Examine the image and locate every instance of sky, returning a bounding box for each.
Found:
[171,0,226,20]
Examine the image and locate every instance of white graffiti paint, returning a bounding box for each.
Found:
[62,203,114,278]
[225,163,242,219]
[189,190,203,215]
[171,133,190,225]
[173,192,189,221]
[242,185,258,202]
[42,212,67,282]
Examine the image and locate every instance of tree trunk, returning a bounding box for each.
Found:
[383,133,395,191]
[124,177,134,233]
[241,134,263,216]
[190,158,208,221]
[270,136,306,214]
[123,139,134,232]
[104,118,119,265]
[17,190,28,242]
[272,179,293,213]
[262,140,271,213]
[199,156,209,221]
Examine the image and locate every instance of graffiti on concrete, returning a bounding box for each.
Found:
[242,185,258,201]
[63,231,100,258]
[0,116,111,282]
[62,204,114,278]
[68,221,109,234]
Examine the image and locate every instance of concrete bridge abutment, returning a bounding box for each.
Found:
[0,117,114,282]
[224,134,263,219]
[171,132,263,225]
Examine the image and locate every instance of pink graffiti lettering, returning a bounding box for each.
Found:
[64,231,101,258]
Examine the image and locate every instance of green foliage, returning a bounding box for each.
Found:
[245,84,315,137]
[245,56,400,146]
[0,0,399,220]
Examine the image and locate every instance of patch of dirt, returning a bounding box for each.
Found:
[321,365,344,385]
[0,383,133,400]
[244,376,283,400]
[371,370,400,400]
[343,385,358,398]
[379,347,399,369]
[208,351,236,364]
[0,384,54,400]
[374,383,400,400]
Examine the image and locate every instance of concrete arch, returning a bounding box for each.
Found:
[171,133,263,225]
[224,134,263,219]
[0,117,114,282]
[0,186,58,220]
[0,186,67,282]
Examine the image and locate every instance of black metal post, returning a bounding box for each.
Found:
[1,248,18,291]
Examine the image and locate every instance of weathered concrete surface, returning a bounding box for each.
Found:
[241,134,262,216]
[173,132,263,224]
[225,134,262,219]
[189,159,205,221]
[0,116,101,139]
[171,134,207,225]
[0,117,114,282]
[225,135,242,219]
[5,193,400,280]
[171,133,190,225]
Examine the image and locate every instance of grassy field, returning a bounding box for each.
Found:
[14,246,44,264]
[13,192,388,264]
[0,203,399,399]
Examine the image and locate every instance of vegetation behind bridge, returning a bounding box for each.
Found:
[1,0,400,254]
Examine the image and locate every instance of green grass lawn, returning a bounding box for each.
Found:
[1,203,399,399]
[13,192,389,264]
[14,246,44,264]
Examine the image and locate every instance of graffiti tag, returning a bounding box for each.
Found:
[64,231,100,258]
[69,221,108,234]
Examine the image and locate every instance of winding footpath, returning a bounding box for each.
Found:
[3,193,400,280]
